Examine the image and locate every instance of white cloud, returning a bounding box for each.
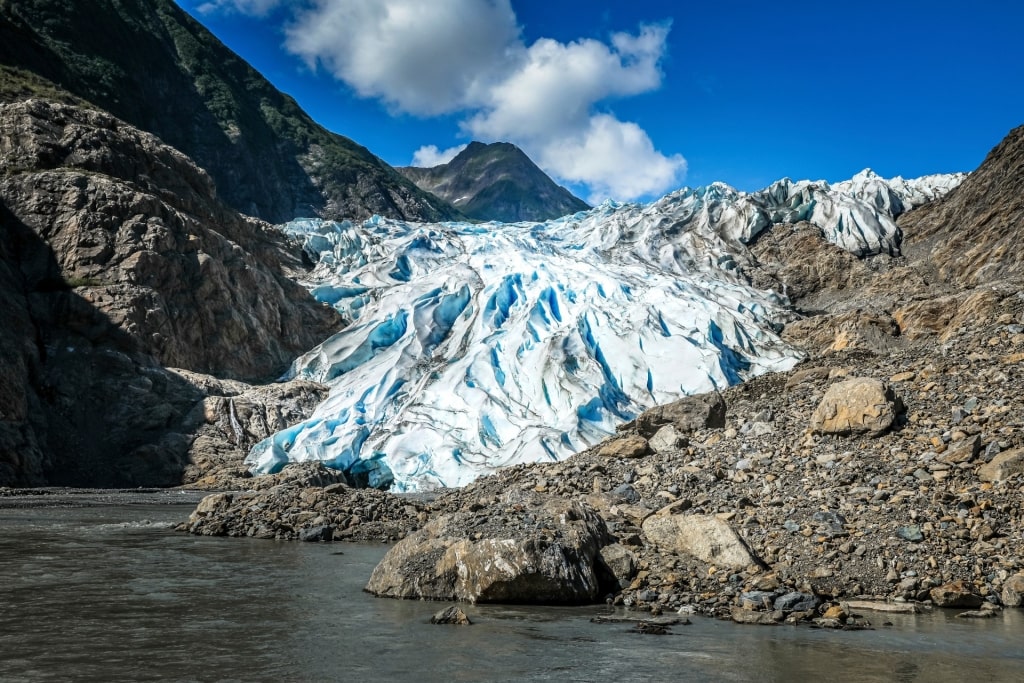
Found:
[411,144,469,167]
[536,115,686,204]
[276,1,684,201]
[195,0,282,17]
[284,0,520,116]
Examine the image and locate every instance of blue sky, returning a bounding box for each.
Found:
[177,1,1024,204]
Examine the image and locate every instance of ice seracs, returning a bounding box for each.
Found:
[246,170,964,491]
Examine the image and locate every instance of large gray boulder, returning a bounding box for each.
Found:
[365,491,612,604]
[632,391,727,438]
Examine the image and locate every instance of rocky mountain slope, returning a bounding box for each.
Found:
[0,99,341,487]
[899,124,1024,285]
[398,142,589,222]
[0,0,459,223]
[183,122,1024,620]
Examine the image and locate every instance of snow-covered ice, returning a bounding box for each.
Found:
[246,170,964,491]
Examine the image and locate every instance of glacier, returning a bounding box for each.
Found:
[246,169,964,491]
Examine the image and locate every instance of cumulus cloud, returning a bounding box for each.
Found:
[411,144,469,167]
[195,0,282,17]
[279,1,685,201]
[284,0,520,116]
[537,115,686,204]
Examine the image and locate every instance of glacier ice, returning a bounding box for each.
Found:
[246,170,964,491]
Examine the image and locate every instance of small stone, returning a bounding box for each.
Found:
[822,605,848,621]
[982,441,1002,463]
[612,483,641,504]
[897,525,924,542]
[812,618,844,629]
[731,607,783,625]
[940,435,981,464]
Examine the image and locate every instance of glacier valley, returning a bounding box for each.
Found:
[246,170,965,491]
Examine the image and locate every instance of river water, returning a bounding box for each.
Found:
[1,495,1022,682]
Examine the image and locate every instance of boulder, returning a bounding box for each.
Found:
[641,514,761,570]
[738,591,778,611]
[597,543,638,588]
[648,425,688,453]
[978,448,1024,482]
[298,525,334,542]
[1001,574,1024,607]
[633,391,727,438]
[365,492,612,604]
[190,492,233,520]
[930,580,984,608]
[774,592,819,612]
[430,606,472,625]
[811,377,901,436]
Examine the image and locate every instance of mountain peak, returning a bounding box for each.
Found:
[399,141,589,222]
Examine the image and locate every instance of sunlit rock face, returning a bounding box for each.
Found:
[247,170,964,491]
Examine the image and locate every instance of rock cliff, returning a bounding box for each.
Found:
[0,99,341,486]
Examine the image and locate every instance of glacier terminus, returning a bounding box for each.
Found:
[246,170,965,491]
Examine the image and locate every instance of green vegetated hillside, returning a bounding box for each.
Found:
[0,0,460,223]
[399,141,590,222]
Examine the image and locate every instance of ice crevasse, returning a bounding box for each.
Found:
[246,169,965,491]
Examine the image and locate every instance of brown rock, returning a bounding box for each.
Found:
[1000,574,1024,607]
[978,448,1024,482]
[784,366,832,390]
[597,435,652,459]
[930,580,984,608]
[811,377,901,436]
[821,605,848,621]
[783,309,901,356]
[939,435,982,465]
[633,391,726,438]
[731,607,783,625]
